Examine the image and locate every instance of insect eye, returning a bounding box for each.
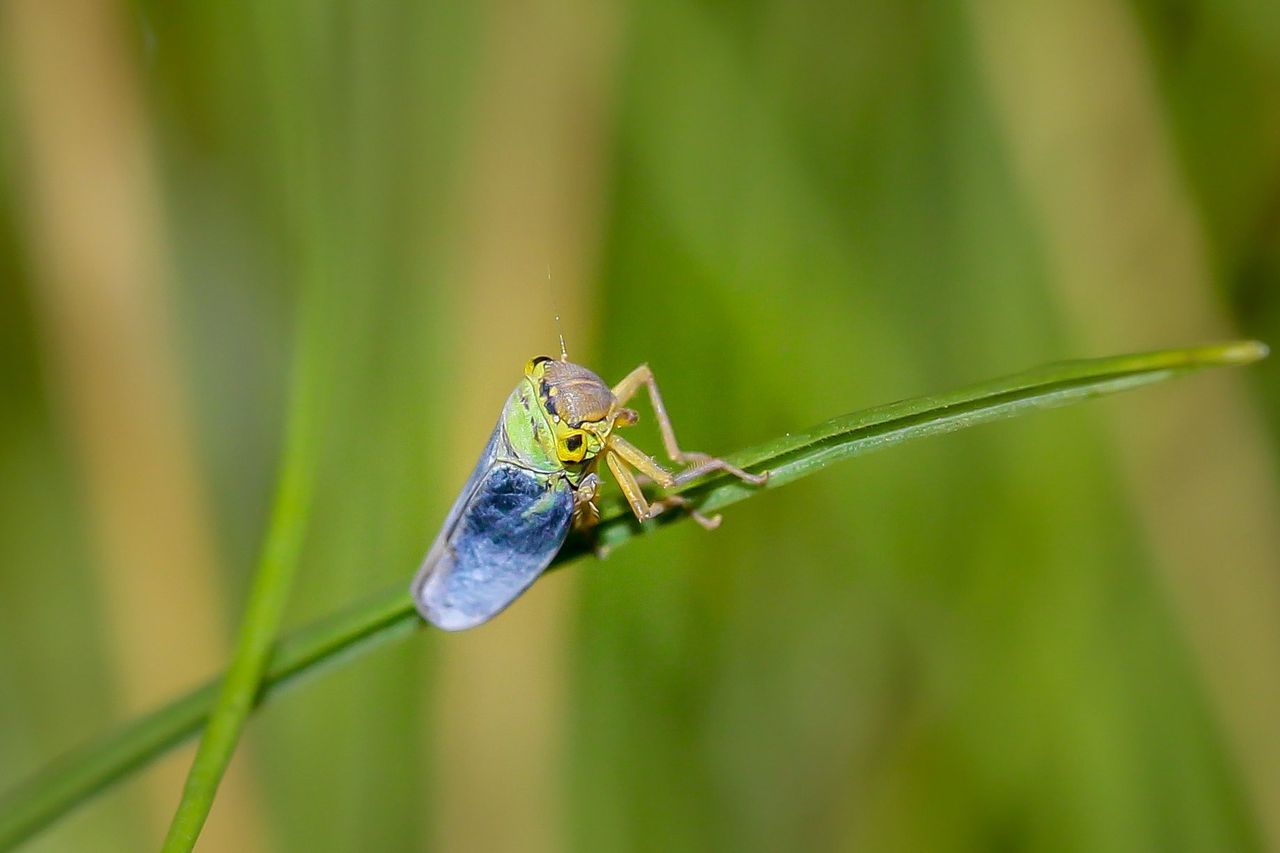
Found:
[558,430,588,463]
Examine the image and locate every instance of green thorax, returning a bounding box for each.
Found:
[499,378,564,475]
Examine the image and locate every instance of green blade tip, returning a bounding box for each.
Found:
[1220,340,1270,365]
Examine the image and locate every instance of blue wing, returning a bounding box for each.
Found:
[411,426,574,630]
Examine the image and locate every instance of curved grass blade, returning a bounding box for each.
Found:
[0,340,1266,850]
[159,290,331,851]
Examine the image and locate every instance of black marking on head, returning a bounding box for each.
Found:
[531,355,553,369]
[540,379,559,418]
[565,434,583,452]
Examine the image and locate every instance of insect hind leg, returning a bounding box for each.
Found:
[672,455,766,487]
[605,448,721,530]
[611,363,767,486]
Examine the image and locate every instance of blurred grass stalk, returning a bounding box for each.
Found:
[161,279,327,852]
[0,0,267,849]
[158,0,360,847]
[969,0,1280,845]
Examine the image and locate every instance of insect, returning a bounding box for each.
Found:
[411,351,768,630]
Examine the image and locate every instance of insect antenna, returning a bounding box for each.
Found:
[556,314,569,362]
[548,263,569,361]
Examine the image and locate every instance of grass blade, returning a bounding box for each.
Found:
[158,293,328,852]
[0,340,1265,850]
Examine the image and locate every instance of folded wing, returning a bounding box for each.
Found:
[412,443,574,631]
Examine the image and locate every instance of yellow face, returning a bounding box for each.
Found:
[524,357,612,468]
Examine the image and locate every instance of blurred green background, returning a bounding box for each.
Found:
[2,0,1279,850]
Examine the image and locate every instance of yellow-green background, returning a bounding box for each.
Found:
[2,1,1278,850]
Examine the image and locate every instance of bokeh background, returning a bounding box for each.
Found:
[2,0,1279,850]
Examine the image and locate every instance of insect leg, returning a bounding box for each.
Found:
[611,363,767,485]
[608,434,675,486]
[608,437,724,529]
[605,449,721,530]
[611,422,766,490]
[572,473,601,530]
[610,363,695,463]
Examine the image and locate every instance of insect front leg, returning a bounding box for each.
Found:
[611,363,767,486]
[606,438,721,530]
[572,472,602,531]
